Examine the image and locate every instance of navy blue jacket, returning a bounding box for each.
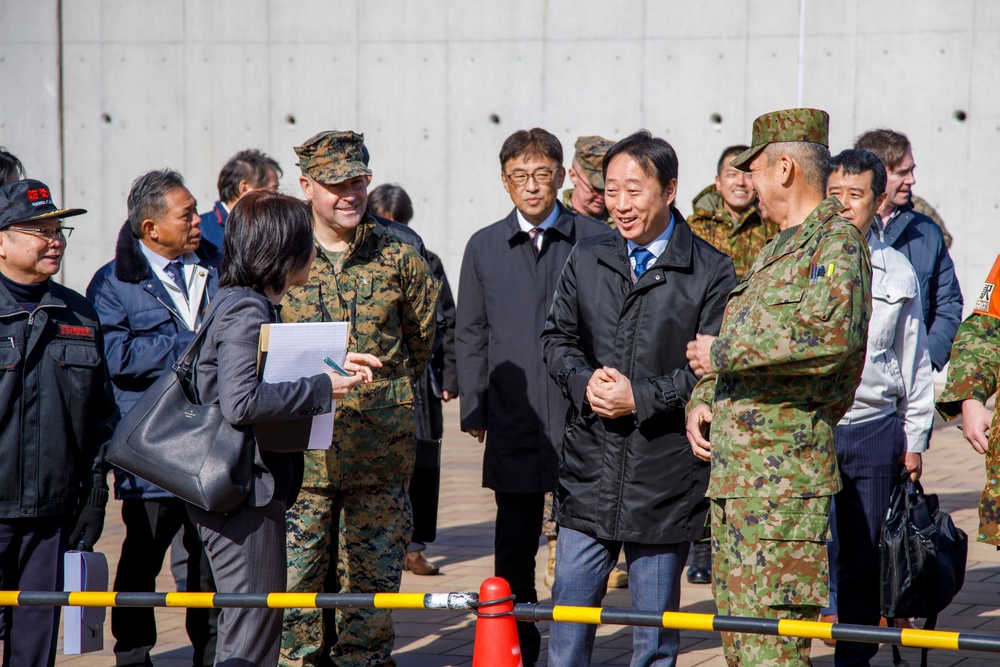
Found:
[880,205,963,371]
[198,200,227,257]
[86,222,220,499]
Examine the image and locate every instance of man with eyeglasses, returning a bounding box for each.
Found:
[0,179,115,666]
[87,169,219,667]
[456,128,609,666]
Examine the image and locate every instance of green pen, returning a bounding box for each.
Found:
[322,356,351,377]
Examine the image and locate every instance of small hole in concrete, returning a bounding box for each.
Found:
[488,114,500,125]
[286,114,296,126]
[100,113,112,124]
[710,113,723,126]
[954,110,968,122]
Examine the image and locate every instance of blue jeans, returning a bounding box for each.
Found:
[548,526,690,667]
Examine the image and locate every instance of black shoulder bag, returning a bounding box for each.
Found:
[106,292,255,513]
[880,472,968,667]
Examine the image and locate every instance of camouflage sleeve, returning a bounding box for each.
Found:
[686,374,717,418]
[398,245,440,378]
[710,227,872,376]
[936,313,1000,419]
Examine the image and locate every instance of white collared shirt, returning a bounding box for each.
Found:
[139,242,210,331]
[626,212,676,280]
[837,230,934,452]
[516,205,560,252]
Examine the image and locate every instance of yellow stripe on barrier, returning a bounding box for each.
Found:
[552,605,603,625]
[67,591,117,608]
[268,593,317,609]
[900,628,961,651]
[374,593,427,610]
[662,611,715,632]
[779,619,832,640]
[0,592,19,606]
[166,593,217,608]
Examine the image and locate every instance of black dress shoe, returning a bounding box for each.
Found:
[687,566,711,584]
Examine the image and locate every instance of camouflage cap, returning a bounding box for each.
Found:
[573,135,614,190]
[294,130,372,185]
[730,108,830,171]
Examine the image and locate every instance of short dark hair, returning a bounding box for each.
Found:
[717,145,749,174]
[217,149,283,204]
[0,148,25,185]
[127,169,187,237]
[602,130,679,191]
[830,149,887,199]
[854,129,911,171]
[220,191,315,294]
[368,183,414,225]
[499,128,563,170]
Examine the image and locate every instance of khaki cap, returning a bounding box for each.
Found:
[730,108,830,171]
[573,135,614,190]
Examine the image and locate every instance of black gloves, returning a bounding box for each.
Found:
[68,486,109,551]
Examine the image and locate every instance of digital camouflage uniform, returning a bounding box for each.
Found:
[560,135,615,228]
[909,193,953,248]
[686,109,873,667]
[686,184,778,280]
[938,252,1000,545]
[279,131,439,667]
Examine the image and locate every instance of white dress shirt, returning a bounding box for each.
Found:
[837,231,935,453]
[139,242,210,331]
[626,212,676,281]
[516,205,561,252]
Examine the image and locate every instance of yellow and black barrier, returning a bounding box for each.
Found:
[515,603,1000,654]
[2,589,1000,655]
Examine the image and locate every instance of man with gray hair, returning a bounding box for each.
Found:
[686,109,872,666]
[87,169,219,667]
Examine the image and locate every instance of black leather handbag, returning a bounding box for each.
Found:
[880,473,968,666]
[106,293,254,513]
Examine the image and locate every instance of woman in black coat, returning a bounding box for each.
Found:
[188,191,379,666]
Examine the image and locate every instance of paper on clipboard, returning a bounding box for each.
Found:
[258,322,351,450]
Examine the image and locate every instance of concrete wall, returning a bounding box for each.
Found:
[1,0,997,306]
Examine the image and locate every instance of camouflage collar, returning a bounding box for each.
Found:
[758,196,844,267]
[314,214,382,265]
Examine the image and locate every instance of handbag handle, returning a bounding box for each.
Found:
[172,290,236,382]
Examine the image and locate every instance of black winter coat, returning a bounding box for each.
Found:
[541,215,736,543]
[457,203,609,493]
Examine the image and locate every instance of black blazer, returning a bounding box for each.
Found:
[541,214,737,543]
[456,203,610,493]
[193,287,332,507]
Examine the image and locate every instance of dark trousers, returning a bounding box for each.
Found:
[0,516,65,667]
[494,491,544,664]
[112,498,218,666]
[832,413,905,667]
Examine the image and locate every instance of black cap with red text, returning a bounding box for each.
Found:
[0,179,86,230]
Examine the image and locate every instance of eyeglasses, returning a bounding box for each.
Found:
[7,226,74,240]
[505,168,559,187]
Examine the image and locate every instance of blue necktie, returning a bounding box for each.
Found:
[164,261,188,300]
[632,247,654,279]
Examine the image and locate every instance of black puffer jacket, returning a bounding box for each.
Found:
[541,214,736,543]
[0,281,114,519]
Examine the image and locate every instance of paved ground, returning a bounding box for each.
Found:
[49,397,1000,665]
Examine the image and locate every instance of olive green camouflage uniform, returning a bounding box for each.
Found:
[686,185,778,280]
[909,193,953,248]
[937,256,1000,545]
[279,131,440,667]
[687,107,872,667]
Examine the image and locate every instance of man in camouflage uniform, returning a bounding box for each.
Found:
[279,131,439,667]
[685,108,872,667]
[687,144,779,280]
[937,252,1000,544]
[561,135,614,226]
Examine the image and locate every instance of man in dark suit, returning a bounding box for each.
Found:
[198,148,282,255]
[456,128,608,665]
[87,169,220,667]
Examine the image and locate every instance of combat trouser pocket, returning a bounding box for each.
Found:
[752,497,831,608]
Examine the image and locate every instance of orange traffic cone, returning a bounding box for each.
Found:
[472,576,523,667]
